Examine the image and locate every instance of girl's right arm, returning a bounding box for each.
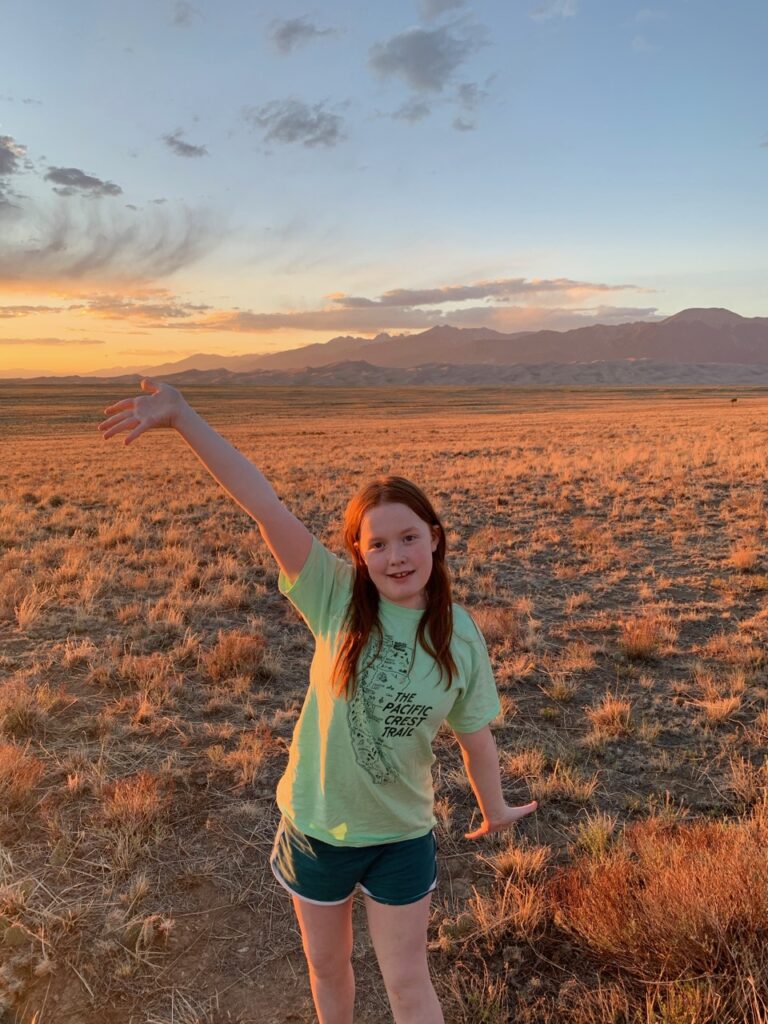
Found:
[98,377,312,582]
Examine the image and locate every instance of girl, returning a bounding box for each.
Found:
[99,378,538,1024]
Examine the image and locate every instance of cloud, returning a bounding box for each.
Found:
[452,116,475,132]
[0,136,28,210]
[392,97,433,122]
[330,277,643,308]
[242,99,345,148]
[530,0,577,20]
[162,129,208,158]
[369,25,487,93]
[420,0,468,19]
[162,274,654,334]
[0,304,65,318]
[169,302,660,335]
[268,17,335,54]
[0,95,42,105]
[0,185,21,212]
[72,291,211,322]
[171,1,201,27]
[117,348,193,356]
[44,166,123,198]
[631,34,661,52]
[456,81,490,110]
[0,202,219,285]
[0,136,26,176]
[0,336,104,346]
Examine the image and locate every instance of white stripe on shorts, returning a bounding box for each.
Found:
[359,876,437,903]
[270,859,355,906]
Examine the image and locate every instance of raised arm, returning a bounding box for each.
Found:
[98,377,312,582]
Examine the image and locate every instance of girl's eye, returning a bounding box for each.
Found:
[371,535,416,550]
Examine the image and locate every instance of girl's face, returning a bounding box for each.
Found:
[355,502,440,610]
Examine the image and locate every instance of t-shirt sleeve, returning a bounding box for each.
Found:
[277,534,354,638]
[445,618,502,733]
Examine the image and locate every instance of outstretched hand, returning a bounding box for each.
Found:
[464,800,538,841]
[98,377,187,446]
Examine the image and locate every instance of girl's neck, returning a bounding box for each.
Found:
[378,592,428,616]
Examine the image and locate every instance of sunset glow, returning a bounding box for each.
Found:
[1,0,765,376]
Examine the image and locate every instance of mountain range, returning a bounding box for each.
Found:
[7,308,768,386]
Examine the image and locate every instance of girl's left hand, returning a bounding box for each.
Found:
[464,800,538,840]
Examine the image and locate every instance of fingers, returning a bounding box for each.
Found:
[103,398,134,416]
[124,424,146,446]
[101,414,139,440]
[99,410,134,433]
[102,378,157,421]
[465,800,539,839]
[99,410,135,435]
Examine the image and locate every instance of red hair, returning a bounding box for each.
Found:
[331,475,458,701]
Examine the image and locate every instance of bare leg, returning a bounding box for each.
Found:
[291,893,356,1024]
[364,892,445,1024]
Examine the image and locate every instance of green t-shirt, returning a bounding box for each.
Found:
[275,535,502,847]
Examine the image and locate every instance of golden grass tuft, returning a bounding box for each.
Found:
[0,675,63,737]
[501,747,546,781]
[209,719,276,788]
[550,810,768,1016]
[540,674,579,702]
[471,605,528,649]
[201,628,269,681]
[443,958,512,1024]
[727,541,761,573]
[531,760,599,804]
[584,692,633,738]
[0,741,45,809]
[572,809,618,858]
[469,876,549,947]
[99,771,173,836]
[557,640,597,672]
[550,974,728,1024]
[490,837,551,882]
[491,692,518,725]
[692,693,742,724]
[726,755,768,809]
[618,613,677,660]
[564,591,591,614]
[14,587,51,631]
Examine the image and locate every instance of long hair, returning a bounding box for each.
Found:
[331,475,458,701]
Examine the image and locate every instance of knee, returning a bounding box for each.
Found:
[305,950,353,981]
[385,962,433,1007]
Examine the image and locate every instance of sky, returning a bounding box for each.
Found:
[1,0,766,376]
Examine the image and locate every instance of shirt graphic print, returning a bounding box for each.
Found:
[348,634,436,785]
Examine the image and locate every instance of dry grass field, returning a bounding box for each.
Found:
[1,383,768,1024]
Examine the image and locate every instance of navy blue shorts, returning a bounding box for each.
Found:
[270,814,438,906]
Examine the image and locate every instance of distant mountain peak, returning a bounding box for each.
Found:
[663,308,745,328]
